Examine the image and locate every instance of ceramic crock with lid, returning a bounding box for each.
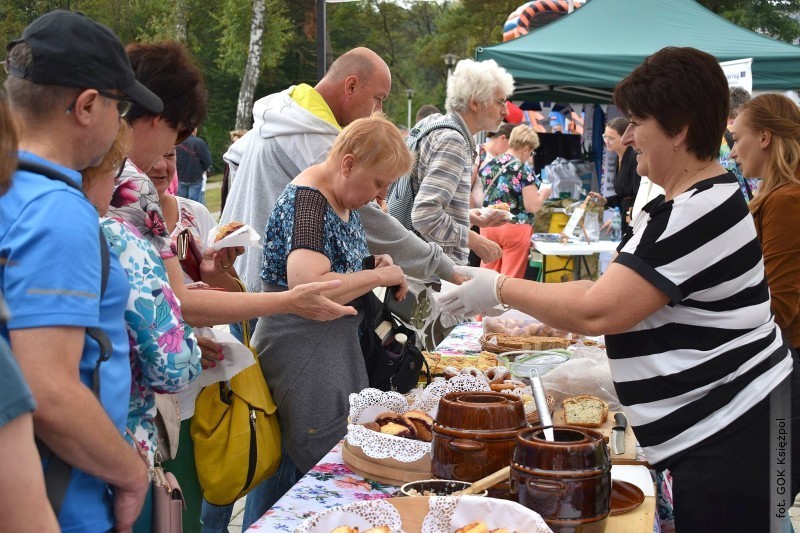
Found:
[431,391,527,498]
[510,426,612,532]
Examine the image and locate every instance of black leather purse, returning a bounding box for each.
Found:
[358,288,431,393]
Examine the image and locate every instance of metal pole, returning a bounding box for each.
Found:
[316,0,326,82]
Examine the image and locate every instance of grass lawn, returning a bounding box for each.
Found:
[205,173,223,218]
[205,187,221,219]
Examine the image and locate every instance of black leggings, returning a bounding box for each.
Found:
[668,359,800,532]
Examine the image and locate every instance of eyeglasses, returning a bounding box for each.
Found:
[602,134,617,142]
[495,98,508,107]
[97,91,133,118]
[65,89,133,118]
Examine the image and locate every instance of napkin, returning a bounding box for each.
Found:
[205,223,262,251]
[192,327,256,388]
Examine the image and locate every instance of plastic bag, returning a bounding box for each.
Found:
[582,210,601,241]
[482,309,574,338]
[542,157,583,200]
[541,344,620,411]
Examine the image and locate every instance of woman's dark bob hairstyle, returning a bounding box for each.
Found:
[614,47,728,160]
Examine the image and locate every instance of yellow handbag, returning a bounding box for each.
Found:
[190,317,282,505]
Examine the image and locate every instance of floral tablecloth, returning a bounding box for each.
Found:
[248,322,670,533]
[246,441,398,532]
[431,321,483,356]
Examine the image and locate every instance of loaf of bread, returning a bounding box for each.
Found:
[562,395,609,428]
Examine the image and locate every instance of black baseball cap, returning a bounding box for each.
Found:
[5,10,163,114]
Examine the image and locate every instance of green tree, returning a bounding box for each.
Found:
[698,0,800,43]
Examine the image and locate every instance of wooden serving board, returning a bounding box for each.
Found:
[342,441,432,486]
[552,410,644,465]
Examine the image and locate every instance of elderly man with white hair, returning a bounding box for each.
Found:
[395,58,515,265]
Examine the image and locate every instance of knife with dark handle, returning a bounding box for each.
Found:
[612,412,628,455]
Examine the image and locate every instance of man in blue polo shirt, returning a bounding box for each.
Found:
[0,11,164,532]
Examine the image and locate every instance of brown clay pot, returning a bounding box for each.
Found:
[510,426,611,532]
[431,391,527,499]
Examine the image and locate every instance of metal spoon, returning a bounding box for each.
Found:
[530,369,555,441]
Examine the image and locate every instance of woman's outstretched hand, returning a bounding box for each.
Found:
[287,279,358,321]
[436,265,503,317]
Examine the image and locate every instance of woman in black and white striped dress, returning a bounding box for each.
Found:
[438,47,799,532]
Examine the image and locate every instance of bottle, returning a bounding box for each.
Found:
[383,333,408,360]
[611,207,622,241]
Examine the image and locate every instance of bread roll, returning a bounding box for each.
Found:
[214,221,244,242]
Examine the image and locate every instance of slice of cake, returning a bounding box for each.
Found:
[562,395,609,428]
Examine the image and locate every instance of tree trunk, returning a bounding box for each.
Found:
[175,0,188,42]
[236,0,266,130]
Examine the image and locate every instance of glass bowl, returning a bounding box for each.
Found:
[498,350,570,380]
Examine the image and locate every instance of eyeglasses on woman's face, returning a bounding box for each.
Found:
[602,134,618,143]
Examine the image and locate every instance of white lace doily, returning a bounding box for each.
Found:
[346,380,491,462]
[295,500,404,533]
[346,423,432,462]
[349,388,411,423]
[409,375,490,418]
[421,496,553,533]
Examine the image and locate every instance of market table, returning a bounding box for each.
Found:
[246,441,656,532]
[247,322,659,532]
[532,237,620,281]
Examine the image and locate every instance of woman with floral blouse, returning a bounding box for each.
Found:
[480,124,552,278]
[83,126,202,532]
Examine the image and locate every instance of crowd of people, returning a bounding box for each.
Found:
[1,9,799,533]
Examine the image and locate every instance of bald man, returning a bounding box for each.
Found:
[220,47,460,529]
[222,47,457,295]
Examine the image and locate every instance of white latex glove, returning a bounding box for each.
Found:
[436,265,505,318]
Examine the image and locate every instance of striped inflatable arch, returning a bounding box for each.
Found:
[503,0,582,42]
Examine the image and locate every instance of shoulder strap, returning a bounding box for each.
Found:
[484,157,517,197]
[17,159,112,516]
[16,159,112,387]
[403,116,473,197]
[407,116,471,151]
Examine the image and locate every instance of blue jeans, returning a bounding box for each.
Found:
[199,499,232,533]
[201,448,298,531]
[178,181,204,204]
[242,446,299,530]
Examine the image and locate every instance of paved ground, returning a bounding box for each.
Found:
[228,497,245,531]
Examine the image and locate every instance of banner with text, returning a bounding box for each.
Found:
[720,58,753,93]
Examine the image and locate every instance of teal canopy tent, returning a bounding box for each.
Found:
[477,0,800,103]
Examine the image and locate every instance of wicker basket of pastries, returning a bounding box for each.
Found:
[479,333,571,354]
